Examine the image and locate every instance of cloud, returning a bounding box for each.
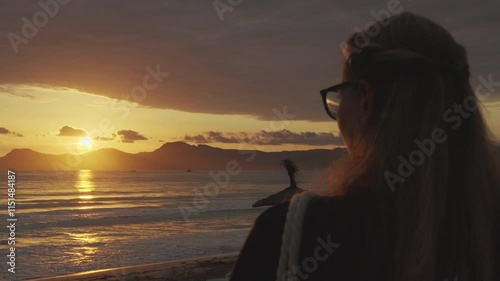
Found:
[0,127,23,137]
[117,130,148,143]
[93,134,117,142]
[56,125,87,137]
[0,85,37,100]
[184,134,209,144]
[0,2,497,121]
[183,130,343,146]
[88,131,146,143]
[206,131,241,143]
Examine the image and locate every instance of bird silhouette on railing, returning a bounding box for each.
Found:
[252,159,304,207]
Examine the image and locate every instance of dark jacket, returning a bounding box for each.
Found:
[229,188,500,281]
[230,192,376,281]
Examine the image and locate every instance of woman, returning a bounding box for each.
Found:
[229,12,500,281]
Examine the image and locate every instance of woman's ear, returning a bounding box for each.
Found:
[358,79,375,127]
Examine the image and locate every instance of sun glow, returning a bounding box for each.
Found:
[80,137,92,147]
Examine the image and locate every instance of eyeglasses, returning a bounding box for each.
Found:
[320,80,359,120]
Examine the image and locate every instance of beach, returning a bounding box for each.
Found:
[27,252,238,281]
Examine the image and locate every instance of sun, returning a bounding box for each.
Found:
[80,137,92,147]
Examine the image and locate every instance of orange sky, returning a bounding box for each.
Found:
[0,2,499,156]
[0,83,498,156]
[0,84,343,156]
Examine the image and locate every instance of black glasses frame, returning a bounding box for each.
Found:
[320,80,359,120]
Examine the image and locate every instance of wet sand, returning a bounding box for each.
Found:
[27,252,238,281]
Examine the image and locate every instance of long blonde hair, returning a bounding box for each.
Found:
[327,12,500,281]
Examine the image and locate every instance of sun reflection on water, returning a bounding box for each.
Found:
[76,170,95,203]
[65,232,101,265]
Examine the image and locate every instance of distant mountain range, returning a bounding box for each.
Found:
[2,141,498,171]
[0,142,347,171]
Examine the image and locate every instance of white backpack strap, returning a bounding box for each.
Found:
[276,191,316,281]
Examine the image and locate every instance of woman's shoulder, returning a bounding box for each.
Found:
[250,193,366,279]
[255,192,363,235]
[254,194,323,225]
[254,198,290,226]
[230,192,368,281]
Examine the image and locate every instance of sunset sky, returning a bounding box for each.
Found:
[0,0,499,156]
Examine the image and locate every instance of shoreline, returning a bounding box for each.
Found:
[26,252,239,281]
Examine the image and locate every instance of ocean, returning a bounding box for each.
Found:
[0,170,322,280]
